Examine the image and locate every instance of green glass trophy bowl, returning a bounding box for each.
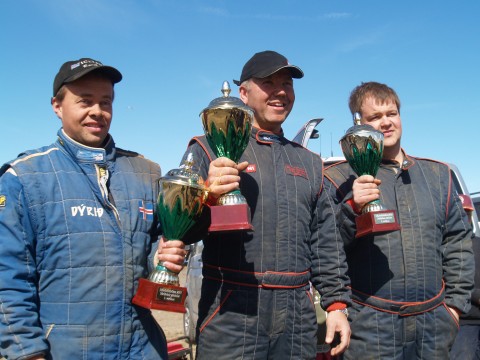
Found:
[200,81,254,232]
[132,154,207,313]
[340,123,400,238]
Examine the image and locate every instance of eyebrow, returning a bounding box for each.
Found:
[78,92,112,100]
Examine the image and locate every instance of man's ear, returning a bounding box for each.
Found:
[239,85,248,104]
[51,97,62,119]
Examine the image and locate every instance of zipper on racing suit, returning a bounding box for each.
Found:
[96,165,121,223]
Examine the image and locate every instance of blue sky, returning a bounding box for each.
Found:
[1,1,479,192]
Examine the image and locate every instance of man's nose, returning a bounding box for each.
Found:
[89,103,103,117]
[380,115,391,126]
[273,85,287,96]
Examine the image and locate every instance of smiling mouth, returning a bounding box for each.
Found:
[84,123,105,131]
[268,101,287,108]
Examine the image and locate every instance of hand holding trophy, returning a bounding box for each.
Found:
[200,81,254,232]
[340,113,401,238]
[132,153,207,313]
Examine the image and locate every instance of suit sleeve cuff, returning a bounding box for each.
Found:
[326,302,348,311]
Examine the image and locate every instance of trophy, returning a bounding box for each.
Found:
[340,113,401,238]
[132,153,208,313]
[200,80,254,232]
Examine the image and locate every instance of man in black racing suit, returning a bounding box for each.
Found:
[182,51,351,360]
[324,81,474,359]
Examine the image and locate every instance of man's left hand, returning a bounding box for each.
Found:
[325,310,351,356]
[448,306,460,322]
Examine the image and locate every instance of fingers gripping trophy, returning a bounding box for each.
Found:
[200,80,254,232]
[132,153,207,313]
[340,113,401,238]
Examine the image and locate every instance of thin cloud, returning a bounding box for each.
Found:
[337,33,381,53]
[321,12,352,20]
[39,0,146,30]
[198,6,229,16]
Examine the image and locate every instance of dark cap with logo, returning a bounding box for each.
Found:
[233,50,303,86]
[53,58,123,96]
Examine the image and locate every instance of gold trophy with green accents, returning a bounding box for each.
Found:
[340,113,401,238]
[132,153,207,313]
[200,81,254,232]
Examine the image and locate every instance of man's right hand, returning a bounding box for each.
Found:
[352,175,382,212]
[325,311,351,356]
[206,157,248,200]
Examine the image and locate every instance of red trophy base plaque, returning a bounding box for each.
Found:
[355,210,401,238]
[132,278,187,313]
[209,203,254,232]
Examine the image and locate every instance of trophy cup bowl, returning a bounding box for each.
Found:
[132,153,207,313]
[200,80,254,232]
[340,121,401,238]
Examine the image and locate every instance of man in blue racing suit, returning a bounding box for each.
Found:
[0,58,186,359]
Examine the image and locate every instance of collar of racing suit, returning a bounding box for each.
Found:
[253,126,287,145]
[55,128,116,165]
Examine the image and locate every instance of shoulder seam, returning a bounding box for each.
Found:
[11,148,59,166]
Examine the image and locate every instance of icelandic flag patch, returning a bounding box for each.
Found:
[139,200,154,220]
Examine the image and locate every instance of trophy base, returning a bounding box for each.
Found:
[132,278,187,313]
[209,203,254,232]
[355,210,401,238]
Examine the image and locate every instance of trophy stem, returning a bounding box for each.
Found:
[362,199,387,214]
[148,263,180,286]
[217,189,248,206]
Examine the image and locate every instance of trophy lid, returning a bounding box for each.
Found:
[160,153,205,190]
[201,81,253,115]
[341,113,384,143]
[343,123,382,137]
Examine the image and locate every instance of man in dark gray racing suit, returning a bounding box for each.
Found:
[324,81,474,359]
[183,51,351,360]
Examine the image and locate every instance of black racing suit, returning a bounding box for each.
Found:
[183,127,351,360]
[325,154,474,359]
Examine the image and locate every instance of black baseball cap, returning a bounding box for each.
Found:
[53,58,122,96]
[233,50,303,86]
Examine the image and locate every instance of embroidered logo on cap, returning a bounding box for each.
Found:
[246,164,257,173]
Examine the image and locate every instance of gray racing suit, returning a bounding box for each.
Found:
[325,154,474,359]
[182,127,351,360]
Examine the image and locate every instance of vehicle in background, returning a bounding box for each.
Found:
[450,166,480,238]
[183,240,204,344]
[167,336,193,360]
[471,191,480,230]
[297,119,480,237]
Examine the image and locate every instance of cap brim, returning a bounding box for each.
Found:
[235,64,304,86]
[259,65,304,79]
[65,66,122,85]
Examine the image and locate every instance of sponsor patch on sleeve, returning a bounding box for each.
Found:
[0,195,6,207]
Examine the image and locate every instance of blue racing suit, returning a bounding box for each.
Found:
[325,154,474,359]
[0,130,167,359]
[182,127,351,360]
